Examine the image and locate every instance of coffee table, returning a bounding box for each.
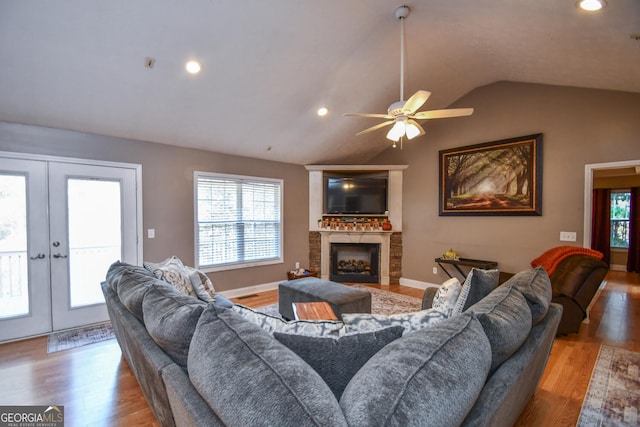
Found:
[292,301,339,321]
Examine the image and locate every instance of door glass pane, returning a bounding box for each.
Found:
[0,174,29,319]
[67,179,122,308]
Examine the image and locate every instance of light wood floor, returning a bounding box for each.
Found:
[0,271,637,426]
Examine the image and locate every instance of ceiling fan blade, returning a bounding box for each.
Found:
[402,90,431,114]
[344,113,393,119]
[356,120,396,136]
[412,108,474,120]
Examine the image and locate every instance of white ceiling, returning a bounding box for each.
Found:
[1,1,638,165]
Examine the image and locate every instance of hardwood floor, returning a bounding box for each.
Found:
[0,271,637,426]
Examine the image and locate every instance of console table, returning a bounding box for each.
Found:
[435,257,498,281]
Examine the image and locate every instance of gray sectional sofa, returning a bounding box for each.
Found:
[102,261,562,427]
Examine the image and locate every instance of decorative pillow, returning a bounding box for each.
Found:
[144,256,196,298]
[452,268,500,315]
[430,277,462,317]
[341,309,447,335]
[273,326,404,399]
[231,304,345,336]
[142,282,206,369]
[186,266,216,302]
[503,266,552,324]
[468,284,532,372]
[340,313,492,427]
[188,305,348,426]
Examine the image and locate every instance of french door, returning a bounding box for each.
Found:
[0,155,140,342]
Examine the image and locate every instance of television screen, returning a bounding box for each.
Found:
[325,176,388,214]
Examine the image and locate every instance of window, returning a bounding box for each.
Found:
[610,191,630,249]
[195,172,283,271]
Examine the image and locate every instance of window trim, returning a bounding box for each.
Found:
[194,171,283,272]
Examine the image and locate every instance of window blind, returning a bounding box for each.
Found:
[195,173,282,270]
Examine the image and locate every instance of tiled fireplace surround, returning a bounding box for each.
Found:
[305,165,407,285]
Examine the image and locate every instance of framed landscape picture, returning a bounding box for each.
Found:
[439,134,543,216]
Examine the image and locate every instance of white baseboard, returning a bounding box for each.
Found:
[610,264,627,272]
[218,281,280,299]
[399,277,441,290]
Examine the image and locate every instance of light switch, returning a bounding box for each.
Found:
[147,229,155,239]
[560,231,576,242]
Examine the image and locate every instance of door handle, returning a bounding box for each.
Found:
[52,253,68,259]
[30,253,46,260]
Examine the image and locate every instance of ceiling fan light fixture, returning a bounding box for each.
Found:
[405,122,421,139]
[577,0,606,11]
[386,120,405,142]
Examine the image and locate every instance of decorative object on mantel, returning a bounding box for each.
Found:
[319,216,391,232]
[439,134,543,216]
[344,5,473,148]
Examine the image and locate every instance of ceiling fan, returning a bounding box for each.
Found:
[345,5,474,147]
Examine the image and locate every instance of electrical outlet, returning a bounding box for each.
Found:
[147,229,155,239]
[560,231,576,242]
[433,267,438,274]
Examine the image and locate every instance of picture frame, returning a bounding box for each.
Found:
[439,134,543,216]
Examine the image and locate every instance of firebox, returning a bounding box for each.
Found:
[330,243,380,283]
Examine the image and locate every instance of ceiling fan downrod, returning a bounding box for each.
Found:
[396,5,410,103]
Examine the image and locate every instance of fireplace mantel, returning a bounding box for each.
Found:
[320,231,391,285]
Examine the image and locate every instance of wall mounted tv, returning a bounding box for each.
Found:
[324,174,388,215]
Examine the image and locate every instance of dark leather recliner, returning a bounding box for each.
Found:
[549,254,609,335]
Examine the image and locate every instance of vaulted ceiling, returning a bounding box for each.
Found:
[1,1,638,165]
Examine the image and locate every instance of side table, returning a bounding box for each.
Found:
[435,257,498,282]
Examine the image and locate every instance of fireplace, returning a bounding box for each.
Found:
[330,243,379,283]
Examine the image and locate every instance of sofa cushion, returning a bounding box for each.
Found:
[231,303,344,336]
[144,256,197,298]
[431,277,462,317]
[188,304,348,427]
[273,326,404,399]
[341,309,447,335]
[468,284,532,372]
[186,266,216,302]
[340,313,491,427]
[503,266,552,324]
[142,282,206,369]
[116,268,159,320]
[105,260,151,292]
[454,268,500,314]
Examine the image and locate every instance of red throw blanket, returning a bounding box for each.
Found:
[531,246,603,276]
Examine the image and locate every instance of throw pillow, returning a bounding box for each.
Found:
[452,268,500,315]
[144,256,197,298]
[431,277,462,317]
[341,309,447,335]
[273,326,404,399]
[188,304,348,426]
[142,282,206,369]
[340,313,492,427]
[502,266,552,324]
[231,304,345,336]
[186,266,216,302]
[468,284,532,372]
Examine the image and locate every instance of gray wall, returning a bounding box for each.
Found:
[370,82,640,283]
[0,121,309,291]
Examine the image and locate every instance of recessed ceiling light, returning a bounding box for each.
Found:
[577,0,606,12]
[317,107,328,116]
[185,60,202,74]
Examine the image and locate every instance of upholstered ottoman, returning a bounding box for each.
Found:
[278,277,372,320]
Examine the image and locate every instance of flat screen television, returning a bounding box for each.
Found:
[325,176,388,214]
